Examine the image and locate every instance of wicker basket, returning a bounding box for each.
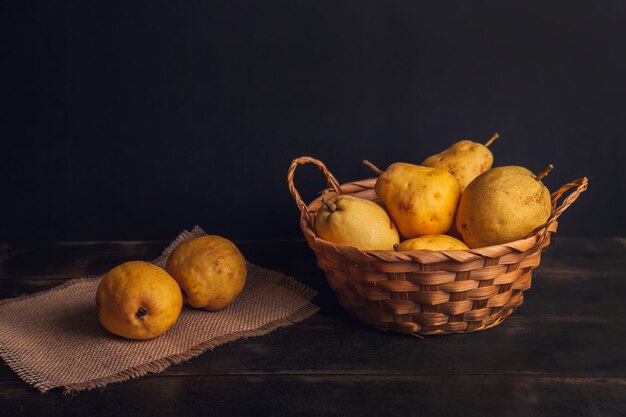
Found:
[288,156,588,336]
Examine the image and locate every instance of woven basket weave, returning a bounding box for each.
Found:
[288,156,588,336]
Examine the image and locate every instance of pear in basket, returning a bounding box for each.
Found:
[422,132,500,191]
[398,234,469,251]
[456,165,553,248]
[363,160,461,239]
[315,195,399,250]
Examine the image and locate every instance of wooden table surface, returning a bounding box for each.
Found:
[0,238,625,416]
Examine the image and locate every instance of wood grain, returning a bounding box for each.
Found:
[0,376,625,417]
[0,238,624,416]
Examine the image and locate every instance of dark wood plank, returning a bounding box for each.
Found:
[0,241,166,279]
[0,237,624,415]
[1,268,624,318]
[0,241,624,381]
[157,315,626,378]
[520,271,626,318]
[0,237,624,280]
[1,305,625,381]
[539,237,626,275]
[0,375,625,417]
[1,238,624,321]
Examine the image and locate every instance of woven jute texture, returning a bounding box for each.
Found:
[288,156,588,337]
[0,226,318,394]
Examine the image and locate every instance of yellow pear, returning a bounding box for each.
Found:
[398,234,469,251]
[166,236,247,311]
[364,160,461,239]
[422,133,500,191]
[315,194,399,250]
[456,165,553,248]
[96,261,183,340]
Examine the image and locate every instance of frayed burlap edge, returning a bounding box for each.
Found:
[0,226,319,394]
[0,277,101,393]
[62,301,318,394]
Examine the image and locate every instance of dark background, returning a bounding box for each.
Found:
[2,1,625,243]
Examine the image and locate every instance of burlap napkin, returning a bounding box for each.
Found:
[0,226,318,393]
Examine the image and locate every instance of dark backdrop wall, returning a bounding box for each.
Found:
[2,1,625,243]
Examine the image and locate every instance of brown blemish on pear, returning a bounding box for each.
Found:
[398,200,412,213]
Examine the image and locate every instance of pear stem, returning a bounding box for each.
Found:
[535,164,554,181]
[484,132,500,148]
[362,160,384,176]
[393,244,400,252]
[322,198,337,212]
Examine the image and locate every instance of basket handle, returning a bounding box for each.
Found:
[546,177,588,227]
[531,176,587,244]
[288,156,342,222]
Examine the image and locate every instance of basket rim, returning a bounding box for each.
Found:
[300,176,557,262]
